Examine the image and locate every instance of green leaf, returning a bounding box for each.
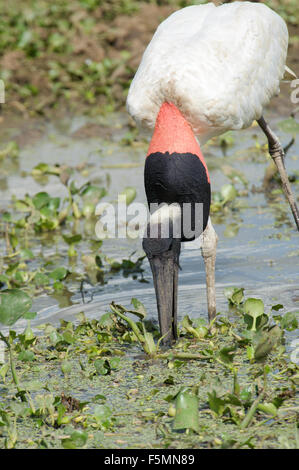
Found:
[93,404,112,423]
[244,313,269,331]
[218,346,236,364]
[130,298,147,319]
[0,289,32,326]
[61,361,72,375]
[271,304,284,311]
[109,357,120,370]
[63,234,82,245]
[224,287,244,306]
[31,163,50,175]
[81,185,106,204]
[257,403,277,417]
[254,325,282,360]
[62,430,88,449]
[94,359,111,375]
[18,350,35,362]
[244,298,264,331]
[208,390,226,417]
[62,331,75,344]
[49,267,68,281]
[220,184,237,203]
[34,272,50,286]
[32,192,51,210]
[15,200,31,212]
[142,327,156,356]
[280,312,298,331]
[0,364,9,381]
[173,387,199,433]
[23,311,37,320]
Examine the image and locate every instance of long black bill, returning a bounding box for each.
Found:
[143,236,181,347]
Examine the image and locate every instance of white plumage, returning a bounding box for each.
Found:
[127,1,288,143]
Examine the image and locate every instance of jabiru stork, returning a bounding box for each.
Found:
[126,1,299,346]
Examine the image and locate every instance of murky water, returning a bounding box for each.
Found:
[0,112,298,347]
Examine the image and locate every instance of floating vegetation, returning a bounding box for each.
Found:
[0,289,298,448]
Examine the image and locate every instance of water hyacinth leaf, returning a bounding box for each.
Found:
[254,325,282,360]
[61,361,72,375]
[63,234,82,245]
[173,387,199,433]
[218,345,236,364]
[0,364,10,382]
[225,393,242,407]
[94,359,111,375]
[81,185,106,204]
[49,330,64,345]
[62,331,75,344]
[23,311,37,320]
[257,403,277,417]
[18,350,35,362]
[280,312,298,331]
[208,390,227,417]
[98,312,114,328]
[224,287,244,306]
[220,184,237,203]
[240,388,252,405]
[31,163,50,175]
[32,192,51,210]
[48,197,60,211]
[244,298,264,331]
[130,298,147,319]
[181,315,207,339]
[34,272,50,287]
[49,267,68,281]
[244,313,269,331]
[271,304,284,312]
[119,187,136,205]
[0,289,32,326]
[142,325,156,356]
[62,430,88,449]
[23,322,35,341]
[93,404,112,423]
[109,357,120,369]
[53,281,65,291]
[15,200,31,212]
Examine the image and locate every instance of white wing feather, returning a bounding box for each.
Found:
[127,2,288,143]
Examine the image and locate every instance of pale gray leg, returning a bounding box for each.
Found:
[201,218,218,323]
[257,116,299,231]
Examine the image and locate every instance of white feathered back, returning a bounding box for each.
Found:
[127,1,288,143]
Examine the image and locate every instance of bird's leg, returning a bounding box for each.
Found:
[201,218,218,323]
[257,116,299,231]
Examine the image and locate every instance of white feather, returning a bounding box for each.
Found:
[127,1,288,143]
